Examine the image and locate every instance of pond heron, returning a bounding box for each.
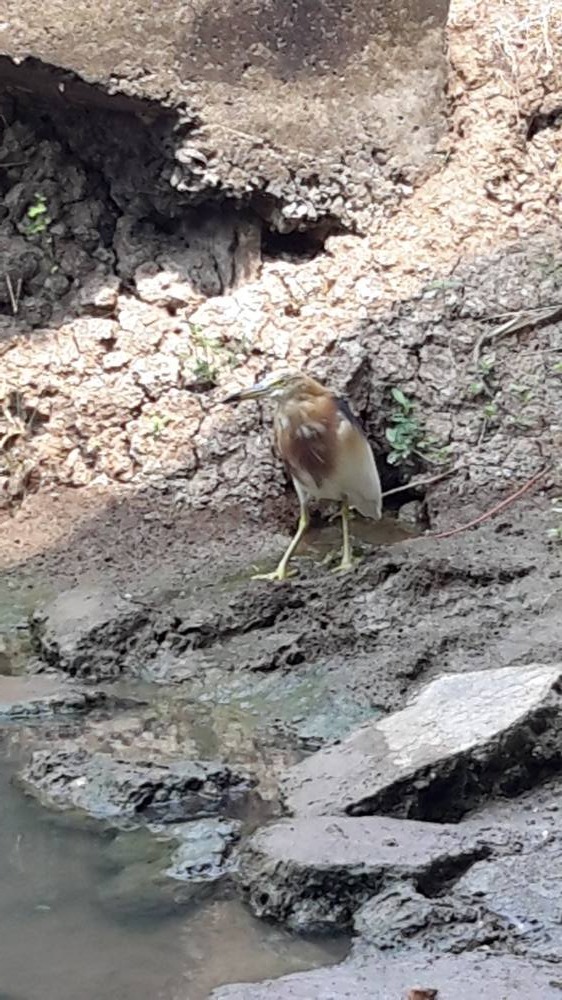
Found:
[223,370,382,581]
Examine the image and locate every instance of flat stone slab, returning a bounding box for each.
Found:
[31,585,149,678]
[0,674,106,718]
[19,745,254,823]
[210,952,562,999]
[282,664,562,820]
[236,816,492,931]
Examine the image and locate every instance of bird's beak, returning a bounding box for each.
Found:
[222,379,271,404]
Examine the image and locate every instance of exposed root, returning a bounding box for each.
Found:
[430,465,551,540]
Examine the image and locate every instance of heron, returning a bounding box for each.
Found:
[223,369,382,581]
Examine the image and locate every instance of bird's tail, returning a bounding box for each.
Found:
[352,495,382,520]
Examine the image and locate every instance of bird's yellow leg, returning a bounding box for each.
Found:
[252,508,310,582]
[333,500,357,573]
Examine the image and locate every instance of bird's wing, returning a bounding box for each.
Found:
[275,397,337,490]
[333,403,382,519]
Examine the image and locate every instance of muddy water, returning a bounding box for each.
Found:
[0,742,347,1000]
[0,569,352,1000]
[0,519,416,998]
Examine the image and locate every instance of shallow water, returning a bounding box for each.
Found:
[0,518,408,998]
[0,742,347,1000]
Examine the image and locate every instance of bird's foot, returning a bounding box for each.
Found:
[332,554,360,574]
[251,565,296,583]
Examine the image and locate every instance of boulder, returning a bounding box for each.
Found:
[31,584,149,678]
[19,745,254,823]
[282,664,562,819]
[2,0,450,231]
[236,815,493,931]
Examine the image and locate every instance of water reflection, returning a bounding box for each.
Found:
[0,748,347,1000]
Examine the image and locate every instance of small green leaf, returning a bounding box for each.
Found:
[390,388,411,410]
[469,381,484,396]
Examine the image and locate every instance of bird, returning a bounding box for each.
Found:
[223,369,382,581]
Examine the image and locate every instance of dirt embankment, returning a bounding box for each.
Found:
[0,0,560,544]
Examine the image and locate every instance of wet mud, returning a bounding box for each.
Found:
[2,495,562,996]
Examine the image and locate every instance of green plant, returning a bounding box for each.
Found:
[191,357,219,387]
[150,414,171,438]
[468,354,497,399]
[384,388,449,466]
[478,354,496,376]
[552,360,562,375]
[386,389,417,464]
[23,193,51,236]
[482,400,499,421]
[508,382,534,404]
[469,380,486,397]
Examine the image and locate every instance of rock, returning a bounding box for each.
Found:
[163,818,241,882]
[31,585,149,678]
[3,0,449,232]
[79,273,120,313]
[452,840,562,960]
[282,664,562,820]
[97,818,240,916]
[353,882,512,954]
[0,674,107,719]
[236,815,491,931]
[398,500,424,526]
[210,952,562,999]
[19,745,254,823]
[102,350,131,371]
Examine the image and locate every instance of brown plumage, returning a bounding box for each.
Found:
[223,369,382,580]
[275,389,338,488]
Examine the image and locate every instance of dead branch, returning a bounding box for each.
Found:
[5,274,19,315]
[382,464,461,499]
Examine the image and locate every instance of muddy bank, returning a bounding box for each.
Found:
[1,494,560,997]
[26,505,562,715]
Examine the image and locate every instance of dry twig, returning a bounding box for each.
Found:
[5,274,20,315]
[382,464,461,499]
[472,303,562,368]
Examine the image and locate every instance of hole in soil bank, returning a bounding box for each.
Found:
[526,105,562,140]
[262,225,331,260]
[0,56,334,334]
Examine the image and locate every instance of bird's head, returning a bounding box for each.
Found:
[223,369,321,404]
